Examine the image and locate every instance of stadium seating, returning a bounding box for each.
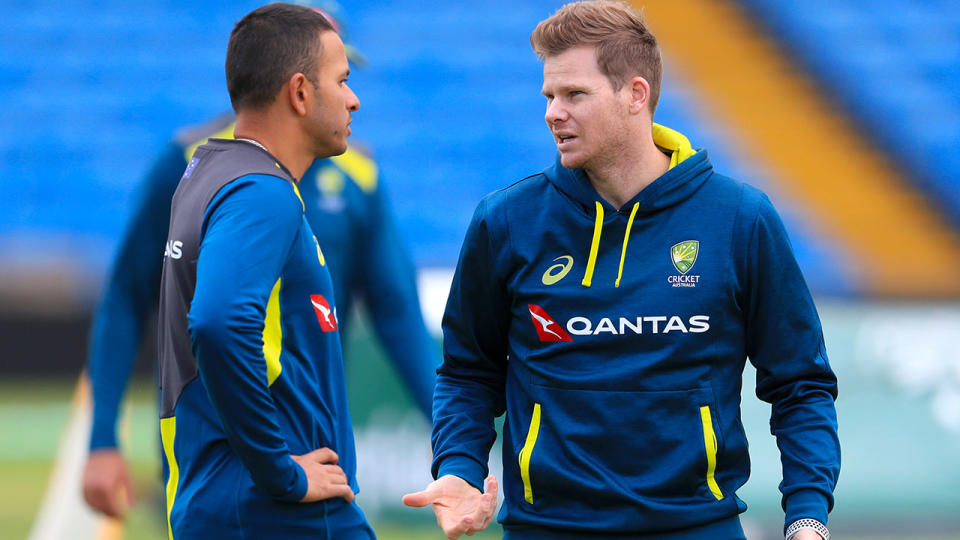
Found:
[739,0,960,230]
[11,0,960,297]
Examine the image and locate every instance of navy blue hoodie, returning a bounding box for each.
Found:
[432,125,839,536]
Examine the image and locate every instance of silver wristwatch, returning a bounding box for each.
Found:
[785,518,830,540]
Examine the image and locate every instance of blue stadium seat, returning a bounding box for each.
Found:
[0,0,856,295]
[740,0,960,230]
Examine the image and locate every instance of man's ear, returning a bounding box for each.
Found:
[287,73,309,116]
[627,76,651,115]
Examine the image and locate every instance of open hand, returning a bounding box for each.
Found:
[402,474,498,539]
[291,448,354,503]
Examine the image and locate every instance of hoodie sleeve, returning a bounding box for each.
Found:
[357,176,439,420]
[188,174,307,502]
[431,197,510,491]
[740,189,840,530]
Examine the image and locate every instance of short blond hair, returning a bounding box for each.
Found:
[530,0,662,112]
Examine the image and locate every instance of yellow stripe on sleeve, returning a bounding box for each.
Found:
[263,278,283,386]
[313,235,326,266]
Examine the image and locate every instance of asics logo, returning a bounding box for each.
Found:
[541,255,574,285]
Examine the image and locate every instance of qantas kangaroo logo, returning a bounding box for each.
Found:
[528,304,573,342]
[310,294,338,332]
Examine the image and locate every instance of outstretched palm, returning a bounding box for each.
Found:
[402,474,498,539]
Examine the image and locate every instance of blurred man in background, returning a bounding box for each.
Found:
[82,3,437,520]
[404,1,838,539]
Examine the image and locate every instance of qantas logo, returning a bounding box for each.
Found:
[528,304,573,342]
[566,315,710,335]
[310,294,338,332]
[529,303,710,342]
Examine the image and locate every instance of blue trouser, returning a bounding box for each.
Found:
[503,515,745,540]
[171,489,376,539]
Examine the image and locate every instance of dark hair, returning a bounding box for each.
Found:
[226,3,334,111]
[531,0,662,113]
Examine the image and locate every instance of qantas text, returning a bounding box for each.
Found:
[565,315,710,335]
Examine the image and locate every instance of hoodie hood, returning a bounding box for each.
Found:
[543,123,713,215]
[540,124,714,288]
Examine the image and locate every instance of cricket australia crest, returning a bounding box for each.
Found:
[668,240,700,288]
[671,240,699,274]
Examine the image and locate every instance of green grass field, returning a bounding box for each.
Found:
[0,378,500,540]
[2,377,957,540]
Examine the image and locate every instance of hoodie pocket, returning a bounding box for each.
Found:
[518,403,541,504]
[519,384,724,508]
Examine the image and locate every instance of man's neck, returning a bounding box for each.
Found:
[586,139,671,209]
[234,110,312,180]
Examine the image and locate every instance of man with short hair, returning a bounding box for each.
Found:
[403,2,839,539]
[156,4,374,537]
[81,3,437,524]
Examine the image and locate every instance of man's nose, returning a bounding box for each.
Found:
[346,84,360,112]
[545,100,566,125]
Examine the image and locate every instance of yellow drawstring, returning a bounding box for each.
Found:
[581,201,604,287]
[577,122,694,289]
[615,202,640,288]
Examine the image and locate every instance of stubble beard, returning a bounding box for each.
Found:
[308,110,347,159]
